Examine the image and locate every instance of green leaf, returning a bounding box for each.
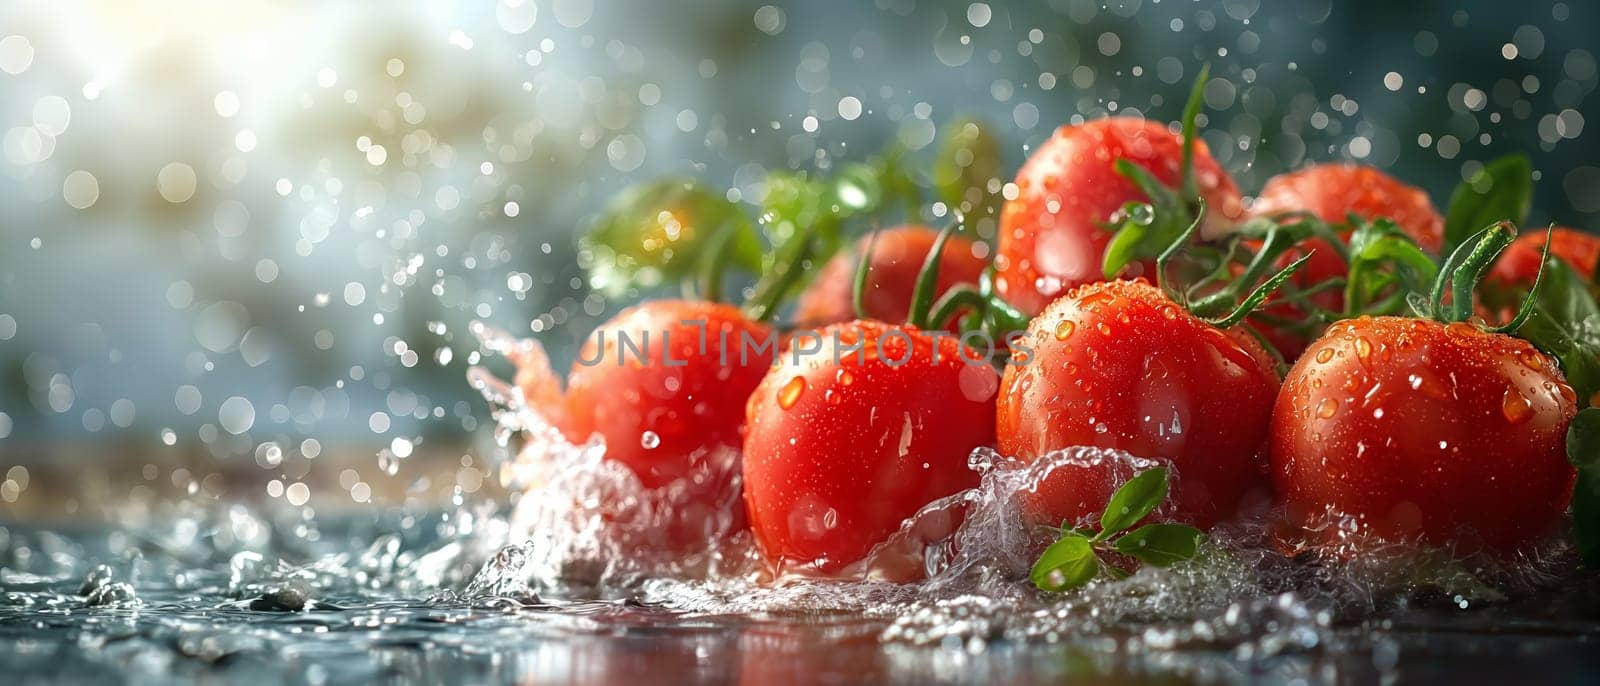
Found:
[1574,466,1600,567]
[1570,408,1600,468]
[1098,467,1169,538]
[1112,524,1205,567]
[1515,259,1600,404]
[1442,154,1532,257]
[933,117,1003,225]
[1030,533,1099,592]
[1101,213,1150,280]
[581,179,762,297]
[1344,218,1440,317]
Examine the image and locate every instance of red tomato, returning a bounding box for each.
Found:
[1251,163,1444,253]
[996,279,1279,530]
[562,299,775,488]
[1270,316,1577,556]
[1487,226,1600,290]
[742,320,998,575]
[1246,164,1446,359]
[794,226,988,332]
[993,117,1244,317]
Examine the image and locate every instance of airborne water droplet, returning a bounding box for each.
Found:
[640,431,660,449]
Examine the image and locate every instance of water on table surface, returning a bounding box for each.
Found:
[1,513,1599,686]
[4,441,1600,686]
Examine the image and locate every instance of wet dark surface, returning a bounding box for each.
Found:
[3,519,1600,686]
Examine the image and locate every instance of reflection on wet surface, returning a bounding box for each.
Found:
[3,516,1599,685]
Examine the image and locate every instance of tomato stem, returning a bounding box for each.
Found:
[1429,222,1516,323]
[1489,224,1557,334]
[743,222,819,322]
[1179,63,1209,201]
[693,219,743,303]
[851,227,882,320]
[907,214,963,329]
[1154,202,1207,306]
[1207,253,1313,329]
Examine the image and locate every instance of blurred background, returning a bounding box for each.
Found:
[0,0,1596,519]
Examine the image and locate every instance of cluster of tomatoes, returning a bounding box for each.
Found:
[513,86,1600,580]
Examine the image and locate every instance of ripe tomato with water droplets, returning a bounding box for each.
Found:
[993,118,1244,317]
[742,320,999,576]
[562,300,775,488]
[1247,163,1448,359]
[996,279,1280,530]
[1269,316,1577,556]
[511,300,776,552]
[1487,226,1600,291]
[1252,163,1445,253]
[794,225,988,332]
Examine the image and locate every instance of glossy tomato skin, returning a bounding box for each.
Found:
[997,280,1280,530]
[994,118,1244,317]
[1270,316,1577,556]
[1252,163,1445,253]
[794,226,987,332]
[562,299,775,489]
[1487,226,1600,290]
[742,320,998,575]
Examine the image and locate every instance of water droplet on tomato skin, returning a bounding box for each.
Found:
[835,368,854,386]
[1501,388,1534,424]
[1354,337,1372,362]
[1054,320,1075,340]
[1315,348,1334,364]
[778,376,807,409]
[1316,397,1339,419]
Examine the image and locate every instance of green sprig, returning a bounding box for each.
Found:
[1030,467,1205,592]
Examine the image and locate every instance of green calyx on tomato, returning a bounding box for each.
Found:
[1030,467,1206,592]
[1150,201,1314,331]
[1099,65,1215,280]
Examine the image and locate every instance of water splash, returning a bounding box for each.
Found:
[468,325,757,593]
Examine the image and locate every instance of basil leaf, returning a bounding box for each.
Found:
[1442,154,1532,257]
[1098,467,1169,537]
[1515,259,1600,404]
[1113,523,1206,567]
[1030,533,1098,592]
[1571,408,1600,468]
[1573,466,1600,568]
